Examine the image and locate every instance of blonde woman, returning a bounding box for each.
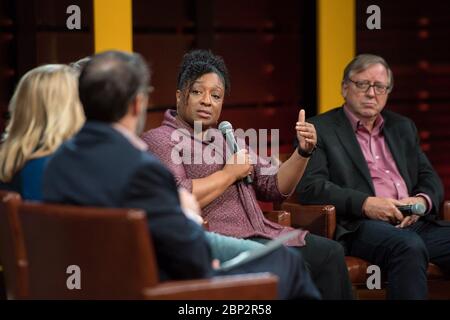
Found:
[0,64,85,200]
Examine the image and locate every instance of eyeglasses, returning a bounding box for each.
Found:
[347,79,390,95]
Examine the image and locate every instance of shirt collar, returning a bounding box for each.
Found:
[343,104,384,134]
[112,123,148,151]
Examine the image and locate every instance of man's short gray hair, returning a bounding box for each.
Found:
[343,54,393,92]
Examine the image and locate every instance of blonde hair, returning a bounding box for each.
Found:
[0,64,85,182]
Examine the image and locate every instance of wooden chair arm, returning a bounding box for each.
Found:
[442,201,450,221]
[143,273,278,300]
[263,210,291,227]
[280,202,336,239]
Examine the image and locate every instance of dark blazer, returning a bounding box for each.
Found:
[297,107,444,240]
[43,121,213,281]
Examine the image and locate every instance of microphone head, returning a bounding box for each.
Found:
[411,203,426,215]
[218,121,233,134]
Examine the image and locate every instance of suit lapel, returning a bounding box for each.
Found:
[334,109,375,193]
[382,114,412,191]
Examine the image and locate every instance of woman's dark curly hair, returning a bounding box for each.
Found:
[177,49,230,95]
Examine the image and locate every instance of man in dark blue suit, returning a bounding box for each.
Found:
[43,50,320,299]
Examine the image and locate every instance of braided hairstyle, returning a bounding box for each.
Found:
[177,49,230,95]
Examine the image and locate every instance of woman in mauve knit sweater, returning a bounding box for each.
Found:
[142,49,353,300]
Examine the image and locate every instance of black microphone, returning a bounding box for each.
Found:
[396,203,426,216]
[218,121,253,185]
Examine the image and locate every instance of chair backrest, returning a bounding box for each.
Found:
[17,202,159,299]
[0,191,28,299]
[441,201,450,221]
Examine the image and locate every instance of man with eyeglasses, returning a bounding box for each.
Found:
[296,54,450,299]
